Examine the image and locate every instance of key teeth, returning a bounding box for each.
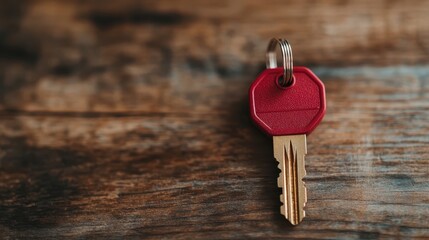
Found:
[302,174,307,206]
[304,183,307,205]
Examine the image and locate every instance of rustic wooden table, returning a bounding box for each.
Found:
[0,1,428,239]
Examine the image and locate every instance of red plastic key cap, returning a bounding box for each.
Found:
[249,67,326,136]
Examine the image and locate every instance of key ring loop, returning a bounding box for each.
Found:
[266,38,294,87]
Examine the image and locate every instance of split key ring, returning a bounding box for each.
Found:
[266,38,294,87]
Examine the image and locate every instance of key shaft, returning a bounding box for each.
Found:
[273,134,307,225]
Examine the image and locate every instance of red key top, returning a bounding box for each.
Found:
[249,67,326,136]
[249,39,326,225]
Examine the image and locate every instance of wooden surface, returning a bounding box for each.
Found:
[0,0,428,239]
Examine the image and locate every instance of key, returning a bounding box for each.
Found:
[249,66,326,225]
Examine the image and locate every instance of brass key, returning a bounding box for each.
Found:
[249,39,326,225]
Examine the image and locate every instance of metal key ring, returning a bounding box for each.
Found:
[266,38,294,87]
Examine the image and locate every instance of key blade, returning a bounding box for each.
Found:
[273,134,307,225]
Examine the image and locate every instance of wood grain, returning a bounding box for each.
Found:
[2,0,429,112]
[1,69,428,239]
[0,0,428,239]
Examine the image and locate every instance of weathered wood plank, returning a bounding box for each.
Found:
[0,72,428,238]
[2,0,429,112]
[1,0,429,238]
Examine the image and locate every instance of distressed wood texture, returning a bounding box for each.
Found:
[2,0,429,112]
[0,0,429,239]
